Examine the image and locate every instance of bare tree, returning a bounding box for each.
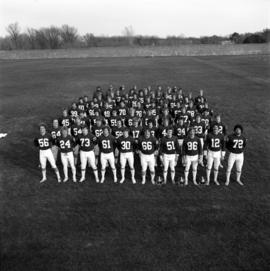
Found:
[60,25,78,47]
[83,33,96,47]
[44,26,61,49]
[26,28,37,49]
[122,25,135,45]
[6,22,21,49]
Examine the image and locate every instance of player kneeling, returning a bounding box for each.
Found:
[97,126,117,183]
[57,127,77,182]
[137,129,158,184]
[182,127,203,185]
[159,127,180,184]
[34,124,61,183]
[204,124,225,185]
[117,127,136,184]
[77,126,99,183]
[225,124,247,186]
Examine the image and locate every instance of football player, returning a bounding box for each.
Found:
[71,116,83,165]
[130,117,143,140]
[117,127,137,184]
[57,126,76,182]
[91,117,104,165]
[34,124,61,183]
[59,109,72,133]
[225,124,247,186]
[77,126,99,183]
[137,129,158,184]
[192,114,207,149]
[210,114,226,135]
[98,126,117,183]
[69,102,79,121]
[204,124,225,185]
[182,127,203,185]
[159,127,180,184]
[50,119,61,162]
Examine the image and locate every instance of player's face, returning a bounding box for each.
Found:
[53,120,59,128]
[112,111,117,116]
[72,103,76,109]
[179,119,184,126]
[76,118,81,125]
[196,116,201,123]
[148,122,153,128]
[96,120,102,127]
[117,121,122,127]
[213,126,219,135]
[200,89,204,96]
[104,129,109,137]
[167,129,173,137]
[62,129,68,137]
[40,126,46,135]
[145,130,150,138]
[216,116,221,123]
[63,110,68,117]
[235,128,242,136]
[84,96,88,102]
[133,120,138,127]
[123,130,129,138]
[82,128,88,136]
[189,129,195,137]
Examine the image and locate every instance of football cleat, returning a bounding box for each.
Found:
[57,178,61,183]
[63,178,68,183]
[132,179,136,184]
[114,178,118,183]
[119,178,125,184]
[200,177,206,185]
[79,177,85,183]
[100,178,105,184]
[73,178,77,183]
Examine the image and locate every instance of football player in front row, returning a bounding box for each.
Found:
[77,126,99,183]
[182,127,203,185]
[57,127,77,182]
[137,129,158,185]
[116,127,137,184]
[225,124,247,186]
[98,126,117,183]
[159,127,180,184]
[34,124,61,183]
[204,124,225,185]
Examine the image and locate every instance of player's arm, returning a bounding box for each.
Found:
[203,135,209,157]
[34,138,39,147]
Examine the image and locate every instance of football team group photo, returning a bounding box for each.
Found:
[1,0,269,270]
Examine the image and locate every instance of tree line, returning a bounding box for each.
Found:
[1,23,269,50]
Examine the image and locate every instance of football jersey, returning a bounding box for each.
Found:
[117,106,127,117]
[77,133,96,151]
[108,116,121,128]
[138,136,158,155]
[182,136,202,156]
[98,134,116,153]
[130,126,143,139]
[174,124,188,139]
[158,126,168,138]
[125,116,135,128]
[92,125,104,138]
[34,133,54,150]
[57,135,75,153]
[59,116,72,128]
[201,115,212,129]
[177,113,189,124]
[80,117,90,127]
[117,136,136,153]
[102,108,112,119]
[87,107,96,117]
[51,127,61,145]
[192,121,206,138]
[149,127,158,138]
[160,136,180,154]
[69,109,79,120]
[187,107,196,120]
[77,102,86,112]
[226,134,247,154]
[112,126,125,139]
[71,124,83,138]
[135,109,144,118]
[204,133,225,152]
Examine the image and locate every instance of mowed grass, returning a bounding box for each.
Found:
[0,55,270,271]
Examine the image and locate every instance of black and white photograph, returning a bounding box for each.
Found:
[0,0,269,270]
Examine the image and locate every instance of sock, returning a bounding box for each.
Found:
[206,168,211,184]
[63,166,68,179]
[112,168,117,180]
[54,168,60,179]
[93,169,99,181]
[131,169,135,180]
[42,169,46,179]
[184,170,189,183]
[226,171,231,184]
[81,169,86,179]
[121,168,125,180]
[213,169,218,183]
[101,169,105,180]
[72,167,76,179]
[192,170,197,183]
[151,172,155,183]
[171,171,175,183]
[163,171,167,183]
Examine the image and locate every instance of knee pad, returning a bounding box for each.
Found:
[41,168,46,171]
[163,170,168,174]
[150,171,155,175]
[142,171,146,176]
[170,170,175,174]
[236,170,241,173]
[213,168,219,172]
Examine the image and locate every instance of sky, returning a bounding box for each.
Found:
[0,0,269,37]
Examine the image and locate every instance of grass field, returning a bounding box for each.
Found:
[0,54,270,271]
